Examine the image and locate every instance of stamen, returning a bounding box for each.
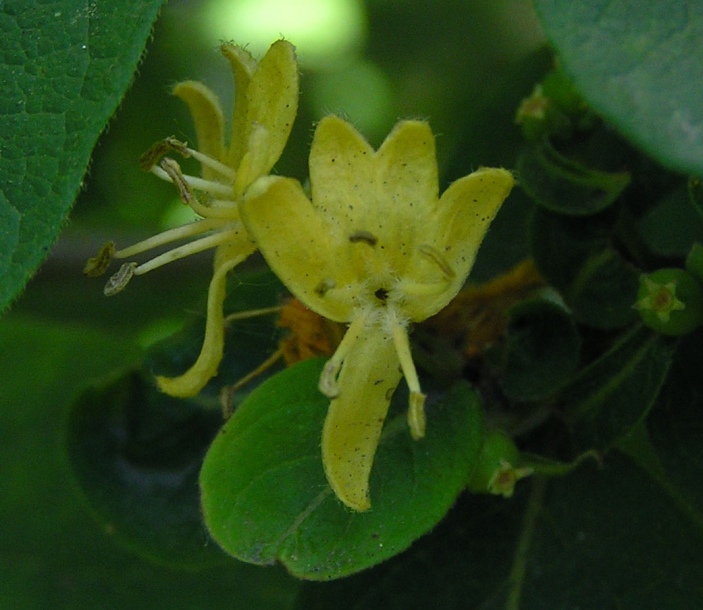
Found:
[151,165,234,199]
[186,147,237,181]
[140,137,236,181]
[160,158,194,204]
[223,305,283,325]
[389,310,426,439]
[113,218,222,259]
[104,262,138,296]
[139,137,190,171]
[131,228,245,276]
[319,313,369,398]
[159,159,238,219]
[84,242,115,277]
[220,347,285,418]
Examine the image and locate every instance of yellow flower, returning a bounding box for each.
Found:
[241,116,514,511]
[85,40,298,398]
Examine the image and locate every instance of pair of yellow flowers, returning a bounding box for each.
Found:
[93,40,514,511]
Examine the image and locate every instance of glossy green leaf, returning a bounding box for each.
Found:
[518,141,630,216]
[533,0,703,177]
[500,297,580,401]
[201,359,484,580]
[65,370,227,568]
[0,0,164,312]
[564,326,677,449]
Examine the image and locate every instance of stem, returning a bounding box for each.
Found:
[506,477,547,610]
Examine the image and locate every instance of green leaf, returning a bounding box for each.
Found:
[65,370,228,568]
[518,141,630,216]
[201,359,484,580]
[568,247,640,329]
[533,0,703,177]
[564,325,677,449]
[500,296,580,401]
[295,456,703,609]
[0,0,164,312]
[0,315,301,608]
[529,209,639,329]
[529,207,611,290]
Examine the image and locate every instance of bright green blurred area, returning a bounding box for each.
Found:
[2,1,547,606]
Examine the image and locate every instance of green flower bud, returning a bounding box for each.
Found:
[634,268,703,336]
[468,429,532,498]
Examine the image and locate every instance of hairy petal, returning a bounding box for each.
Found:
[322,324,402,511]
[309,115,375,232]
[374,121,438,271]
[241,176,356,322]
[172,81,225,179]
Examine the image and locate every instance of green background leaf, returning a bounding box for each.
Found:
[0,316,300,608]
[295,456,703,609]
[534,0,703,177]
[564,326,677,449]
[65,370,227,569]
[0,0,164,312]
[201,359,484,580]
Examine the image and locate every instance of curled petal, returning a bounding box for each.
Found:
[402,167,515,321]
[241,175,356,322]
[231,39,299,179]
[322,324,402,511]
[220,43,256,168]
[172,81,225,178]
[156,240,255,397]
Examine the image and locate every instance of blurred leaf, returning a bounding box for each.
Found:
[295,455,703,609]
[564,326,677,449]
[518,141,631,216]
[500,297,580,401]
[0,0,164,312]
[689,177,703,220]
[201,359,484,580]
[0,316,300,608]
[530,209,639,328]
[630,330,703,526]
[65,370,227,568]
[529,207,611,289]
[638,184,703,257]
[534,0,703,177]
[568,247,640,329]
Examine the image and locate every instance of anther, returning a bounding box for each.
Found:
[104,262,138,296]
[84,242,115,277]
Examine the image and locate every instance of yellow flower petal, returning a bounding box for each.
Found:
[309,115,375,228]
[232,40,299,190]
[171,81,225,179]
[220,43,256,169]
[242,176,356,322]
[322,324,402,511]
[156,238,255,397]
[375,121,438,269]
[401,167,515,321]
